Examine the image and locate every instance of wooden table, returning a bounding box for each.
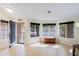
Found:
[73,44,79,56]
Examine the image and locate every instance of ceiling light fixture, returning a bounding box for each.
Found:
[6,8,13,13]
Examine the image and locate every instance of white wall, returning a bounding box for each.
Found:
[23,16,79,46]
[30,16,79,46]
[0,8,79,47]
[56,17,79,46]
[23,18,60,44]
[22,18,42,44]
[46,17,79,46]
[0,9,17,49]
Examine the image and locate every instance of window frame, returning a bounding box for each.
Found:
[30,22,40,37]
[59,21,74,39]
[43,23,56,37]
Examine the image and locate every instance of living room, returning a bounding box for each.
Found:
[0,3,79,56]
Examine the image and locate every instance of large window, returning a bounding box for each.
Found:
[30,23,40,37]
[0,20,9,40]
[59,21,74,38]
[43,24,56,37]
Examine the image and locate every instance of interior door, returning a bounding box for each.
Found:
[9,20,16,44]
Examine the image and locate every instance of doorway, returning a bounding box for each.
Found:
[9,20,16,44]
[17,22,24,44]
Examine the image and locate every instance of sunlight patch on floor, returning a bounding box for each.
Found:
[29,43,49,47]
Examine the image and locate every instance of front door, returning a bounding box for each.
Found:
[9,20,16,44]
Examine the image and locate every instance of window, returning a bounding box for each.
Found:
[30,23,40,37]
[43,24,56,37]
[59,21,74,38]
[0,20,9,40]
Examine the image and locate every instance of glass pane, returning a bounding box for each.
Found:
[60,23,74,38]
[0,22,9,40]
[30,23,40,37]
[43,24,56,37]
[67,23,74,38]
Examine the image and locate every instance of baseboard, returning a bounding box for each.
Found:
[9,41,17,48]
[58,42,73,47]
[25,42,40,46]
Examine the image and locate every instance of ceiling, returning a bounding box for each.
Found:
[0,3,79,20]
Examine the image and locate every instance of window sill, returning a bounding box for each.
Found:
[59,37,74,40]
